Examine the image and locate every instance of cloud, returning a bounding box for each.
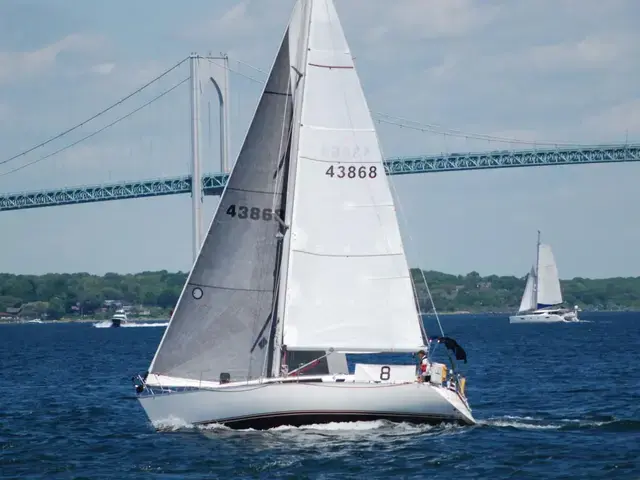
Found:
[0,33,106,85]
[347,0,497,43]
[90,62,115,76]
[503,33,639,72]
[585,99,640,137]
[183,0,287,42]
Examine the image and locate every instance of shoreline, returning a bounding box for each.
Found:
[0,317,169,325]
[2,310,637,325]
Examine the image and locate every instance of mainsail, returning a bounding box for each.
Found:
[278,0,424,353]
[536,243,563,308]
[147,29,295,383]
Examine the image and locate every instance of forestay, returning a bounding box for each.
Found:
[536,243,563,307]
[281,0,424,352]
[147,31,294,383]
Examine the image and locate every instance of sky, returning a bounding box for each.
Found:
[0,0,639,279]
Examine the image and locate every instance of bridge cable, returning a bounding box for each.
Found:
[374,113,589,148]
[226,56,590,148]
[0,77,189,177]
[0,56,189,167]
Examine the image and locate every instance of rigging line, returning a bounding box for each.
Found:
[227,57,558,148]
[235,57,268,75]
[0,77,189,178]
[376,117,565,147]
[383,152,445,341]
[1,56,189,167]
[206,58,264,85]
[375,113,588,147]
[226,57,585,147]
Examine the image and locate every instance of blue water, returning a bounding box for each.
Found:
[1,313,639,479]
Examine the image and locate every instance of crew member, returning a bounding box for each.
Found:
[416,350,431,383]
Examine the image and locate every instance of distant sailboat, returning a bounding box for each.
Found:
[132,0,474,430]
[509,231,579,324]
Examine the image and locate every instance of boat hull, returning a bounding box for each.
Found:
[111,319,122,327]
[138,380,475,430]
[509,313,578,324]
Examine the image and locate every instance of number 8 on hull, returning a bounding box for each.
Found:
[133,0,475,430]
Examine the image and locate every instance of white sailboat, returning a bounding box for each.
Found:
[132,0,474,430]
[509,231,579,324]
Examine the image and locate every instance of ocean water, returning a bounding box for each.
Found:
[1,312,639,479]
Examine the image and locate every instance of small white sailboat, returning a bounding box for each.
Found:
[509,231,579,324]
[132,0,474,430]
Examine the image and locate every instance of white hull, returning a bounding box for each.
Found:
[509,311,579,324]
[138,375,475,430]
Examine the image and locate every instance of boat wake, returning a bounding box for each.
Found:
[479,414,640,432]
[152,416,463,438]
[93,321,169,329]
[150,414,640,436]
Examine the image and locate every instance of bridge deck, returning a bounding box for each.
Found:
[1,144,639,212]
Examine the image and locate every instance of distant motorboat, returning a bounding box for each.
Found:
[510,231,580,324]
[110,309,128,328]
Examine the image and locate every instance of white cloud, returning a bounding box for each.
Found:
[585,99,640,137]
[90,62,115,75]
[518,33,638,71]
[183,0,286,42]
[0,33,106,85]
[348,0,497,42]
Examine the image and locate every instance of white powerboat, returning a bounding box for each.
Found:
[110,309,128,328]
[132,0,475,430]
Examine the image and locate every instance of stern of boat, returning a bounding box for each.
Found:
[434,383,475,425]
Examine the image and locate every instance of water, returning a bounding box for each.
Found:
[1,313,639,479]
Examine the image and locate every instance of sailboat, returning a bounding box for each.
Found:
[132,0,475,430]
[509,231,580,324]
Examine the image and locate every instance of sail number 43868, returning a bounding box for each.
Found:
[225,205,283,221]
[325,165,378,179]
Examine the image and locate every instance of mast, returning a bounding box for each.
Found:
[270,0,312,378]
[534,230,541,307]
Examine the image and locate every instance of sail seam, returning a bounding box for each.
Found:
[265,90,292,97]
[189,282,272,293]
[226,186,283,196]
[304,125,375,132]
[298,155,379,164]
[308,63,354,69]
[291,249,403,258]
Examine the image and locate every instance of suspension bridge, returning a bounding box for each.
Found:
[2,54,639,216]
[1,143,639,213]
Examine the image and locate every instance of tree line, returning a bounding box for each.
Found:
[410,269,640,313]
[1,269,639,320]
